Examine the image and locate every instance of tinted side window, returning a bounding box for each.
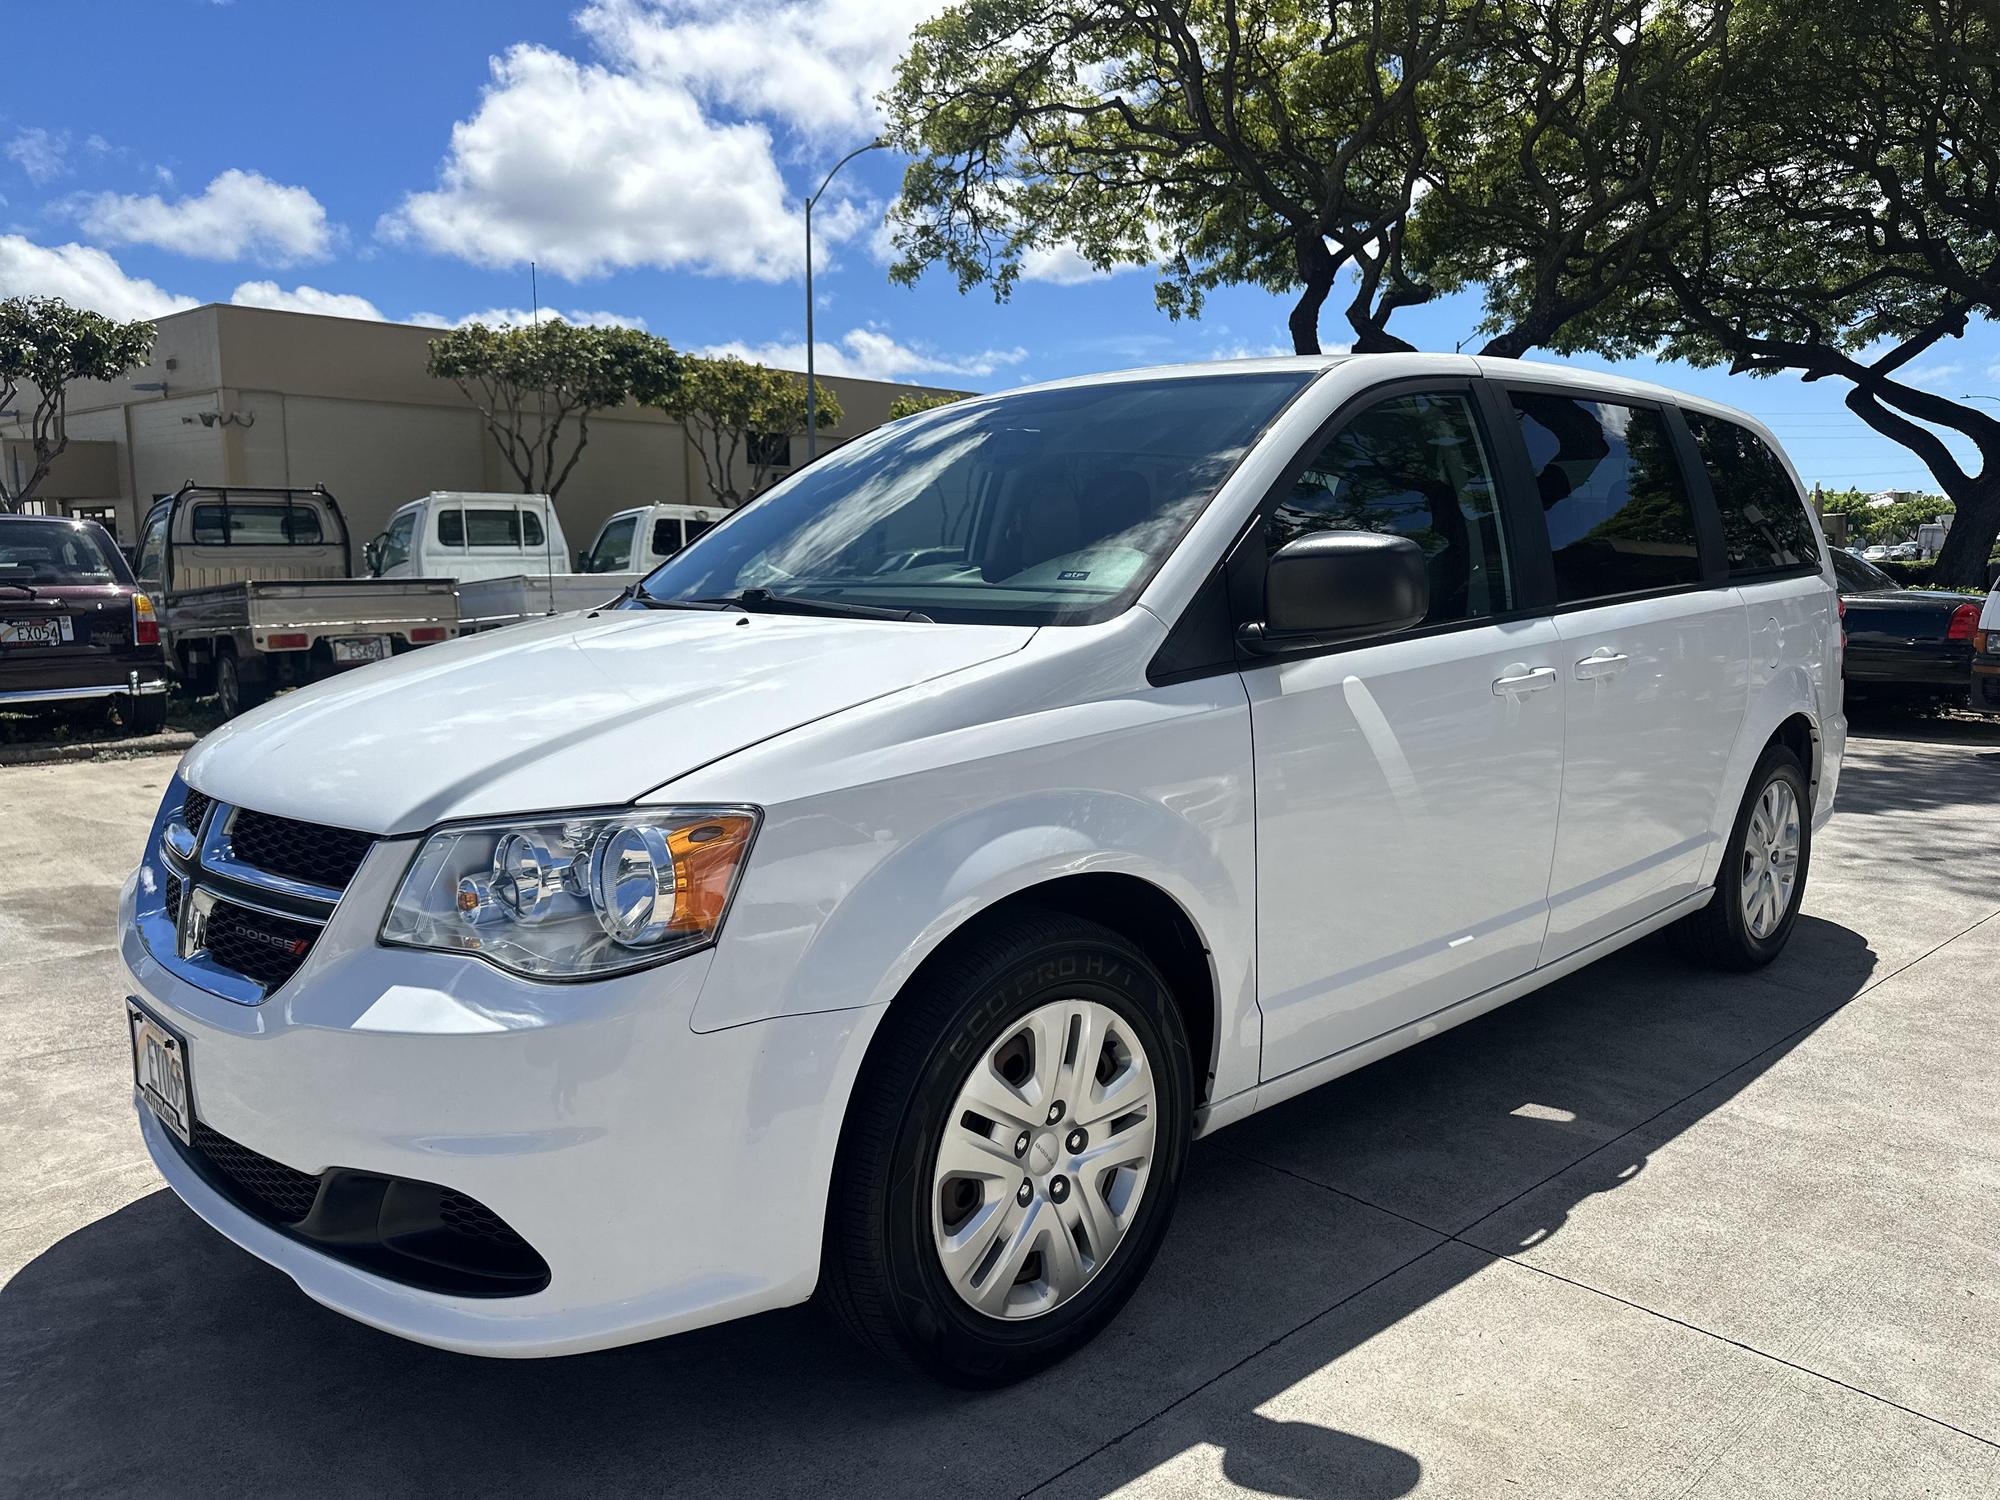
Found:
[591,517,637,571]
[1511,394,1700,602]
[135,510,169,583]
[1271,392,1513,625]
[1684,412,1820,574]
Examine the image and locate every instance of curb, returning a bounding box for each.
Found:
[0,731,198,767]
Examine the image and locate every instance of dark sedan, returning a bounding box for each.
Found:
[0,514,170,733]
[1832,548,1984,707]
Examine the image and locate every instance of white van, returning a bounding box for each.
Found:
[123,355,1843,1386]
[367,492,569,584]
[1973,592,2000,715]
[579,503,728,575]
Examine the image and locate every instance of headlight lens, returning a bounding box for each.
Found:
[381,807,758,979]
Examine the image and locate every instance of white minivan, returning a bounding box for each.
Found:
[367,492,569,583]
[121,356,1843,1385]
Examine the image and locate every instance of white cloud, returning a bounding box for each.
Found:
[382,44,819,281]
[406,306,648,330]
[576,0,945,140]
[68,169,336,265]
[5,128,69,185]
[698,326,1025,383]
[0,235,197,319]
[1903,361,1964,391]
[1019,241,1135,286]
[229,280,385,320]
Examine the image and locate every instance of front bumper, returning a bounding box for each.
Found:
[119,847,883,1358]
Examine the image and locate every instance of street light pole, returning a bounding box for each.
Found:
[804,138,887,462]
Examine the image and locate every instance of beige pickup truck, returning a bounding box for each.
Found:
[133,484,460,717]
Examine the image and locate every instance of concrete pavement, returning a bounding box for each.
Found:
[2,724,1997,1496]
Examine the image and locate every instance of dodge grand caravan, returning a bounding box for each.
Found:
[121,355,1843,1385]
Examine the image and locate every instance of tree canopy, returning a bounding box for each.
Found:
[0,296,157,509]
[426,320,682,500]
[887,390,965,420]
[652,356,842,505]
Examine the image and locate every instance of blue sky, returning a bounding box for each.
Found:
[5,0,1996,493]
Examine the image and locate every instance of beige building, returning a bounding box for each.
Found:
[8,303,958,554]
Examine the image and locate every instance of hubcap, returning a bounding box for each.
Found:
[1740,778,1801,940]
[930,998,1157,1321]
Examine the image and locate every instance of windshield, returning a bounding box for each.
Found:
[0,518,131,586]
[635,371,1315,625]
[1832,548,1896,593]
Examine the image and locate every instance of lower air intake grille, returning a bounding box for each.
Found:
[191,1118,321,1224]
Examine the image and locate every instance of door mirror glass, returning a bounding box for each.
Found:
[363,535,385,576]
[1253,531,1429,646]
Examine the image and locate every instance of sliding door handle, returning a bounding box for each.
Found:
[1574,648,1630,680]
[1492,665,1557,696]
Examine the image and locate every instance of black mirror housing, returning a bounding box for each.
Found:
[1249,530,1429,650]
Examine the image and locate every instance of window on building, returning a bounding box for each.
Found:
[1511,393,1701,602]
[748,432,792,469]
[1684,411,1821,574]
[1269,391,1513,625]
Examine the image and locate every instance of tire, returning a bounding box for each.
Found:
[821,911,1194,1387]
[1672,743,1811,970]
[215,653,267,718]
[113,692,168,735]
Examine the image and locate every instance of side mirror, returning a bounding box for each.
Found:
[1243,531,1429,651]
[362,535,385,576]
[575,549,591,572]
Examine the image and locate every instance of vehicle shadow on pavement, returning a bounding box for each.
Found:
[0,918,1877,1500]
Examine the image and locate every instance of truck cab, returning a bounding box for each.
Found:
[578,504,727,576]
[369,493,570,584]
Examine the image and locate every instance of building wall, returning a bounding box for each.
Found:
[41,303,961,560]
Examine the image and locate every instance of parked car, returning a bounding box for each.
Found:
[579,503,728,575]
[367,492,570,583]
[1862,544,1892,560]
[1830,547,1982,707]
[121,355,1843,1386]
[134,485,459,717]
[1972,592,2000,717]
[0,513,170,732]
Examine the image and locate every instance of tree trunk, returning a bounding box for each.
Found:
[1931,474,2000,589]
[1288,236,1336,355]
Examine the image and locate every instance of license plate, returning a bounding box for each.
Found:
[331,635,388,663]
[0,616,73,647]
[128,1001,193,1147]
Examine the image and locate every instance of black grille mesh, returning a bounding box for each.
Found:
[202,901,319,989]
[438,1191,517,1242]
[180,787,213,833]
[228,808,373,890]
[163,873,183,925]
[190,1118,321,1224]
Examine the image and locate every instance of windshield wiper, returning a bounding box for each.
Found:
[0,582,38,598]
[696,588,933,623]
[619,584,733,611]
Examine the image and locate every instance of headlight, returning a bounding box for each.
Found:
[380,807,758,980]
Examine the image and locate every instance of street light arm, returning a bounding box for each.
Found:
[1961,393,2000,407]
[809,138,889,211]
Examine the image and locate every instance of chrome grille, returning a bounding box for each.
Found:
[137,779,375,1004]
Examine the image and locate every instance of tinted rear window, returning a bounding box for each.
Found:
[191,503,323,545]
[1684,412,1821,574]
[0,519,130,585]
[1511,393,1701,603]
[438,508,547,548]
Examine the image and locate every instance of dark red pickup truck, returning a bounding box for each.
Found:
[0,514,171,733]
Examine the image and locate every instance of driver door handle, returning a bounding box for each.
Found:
[1574,648,1630,681]
[1492,665,1557,696]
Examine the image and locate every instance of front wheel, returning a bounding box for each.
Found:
[821,911,1193,1386]
[1673,743,1811,969]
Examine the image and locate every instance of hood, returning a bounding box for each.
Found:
[180,608,1034,833]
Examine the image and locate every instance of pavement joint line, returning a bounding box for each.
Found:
[1015,1237,1460,1500]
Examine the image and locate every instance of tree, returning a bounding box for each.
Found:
[426,320,682,500]
[885,1,1727,357]
[1525,0,2000,586]
[887,390,964,420]
[0,296,156,510]
[655,357,842,505]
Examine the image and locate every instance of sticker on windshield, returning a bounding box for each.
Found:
[1058,570,1091,581]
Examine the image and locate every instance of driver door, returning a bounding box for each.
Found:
[1246,383,1567,1080]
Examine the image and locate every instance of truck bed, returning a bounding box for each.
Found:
[166,577,460,636]
[456,573,634,632]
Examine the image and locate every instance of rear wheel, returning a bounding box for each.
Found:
[1673,743,1811,969]
[821,911,1193,1386]
[215,652,267,718]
